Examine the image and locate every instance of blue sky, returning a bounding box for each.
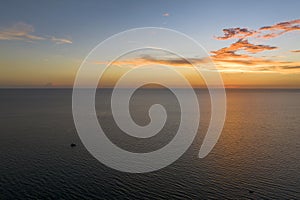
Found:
[1,0,299,52]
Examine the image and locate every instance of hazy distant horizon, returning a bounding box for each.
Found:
[1,86,300,89]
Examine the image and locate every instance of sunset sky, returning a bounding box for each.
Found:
[0,0,300,88]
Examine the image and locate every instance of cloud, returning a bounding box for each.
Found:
[258,19,300,39]
[281,66,300,69]
[96,55,207,67]
[213,22,281,63]
[215,28,257,40]
[0,22,45,41]
[94,53,300,74]
[212,19,300,72]
[163,13,170,17]
[215,19,300,41]
[291,50,300,53]
[0,22,72,44]
[210,39,277,61]
[95,19,300,74]
[212,55,300,70]
[137,55,210,66]
[51,36,72,44]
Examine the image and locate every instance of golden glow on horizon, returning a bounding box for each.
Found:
[1,56,300,88]
[1,19,299,88]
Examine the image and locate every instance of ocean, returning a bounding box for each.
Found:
[0,89,299,199]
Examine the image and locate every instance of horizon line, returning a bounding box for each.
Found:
[1,87,300,90]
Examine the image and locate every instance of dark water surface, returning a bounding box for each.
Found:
[0,89,299,199]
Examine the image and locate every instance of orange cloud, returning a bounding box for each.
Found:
[215,28,257,40]
[210,39,278,71]
[216,19,300,41]
[95,55,209,68]
[291,50,300,53]
[94,54,300,74]
[258,19,300,39]
[95,19,300,76]
[211,39,277,59]
[212,19,300,73]
[212,56,300,73]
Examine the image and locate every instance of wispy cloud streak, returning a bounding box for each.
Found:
[94,54,300,74]
[291,50,300,53]
[0,22,72,44]
[0,22,45,41]
[51,36,72,44]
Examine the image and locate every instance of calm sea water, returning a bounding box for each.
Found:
[0,89,299,199]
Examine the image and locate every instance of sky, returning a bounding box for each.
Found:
[0,0,300,88]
